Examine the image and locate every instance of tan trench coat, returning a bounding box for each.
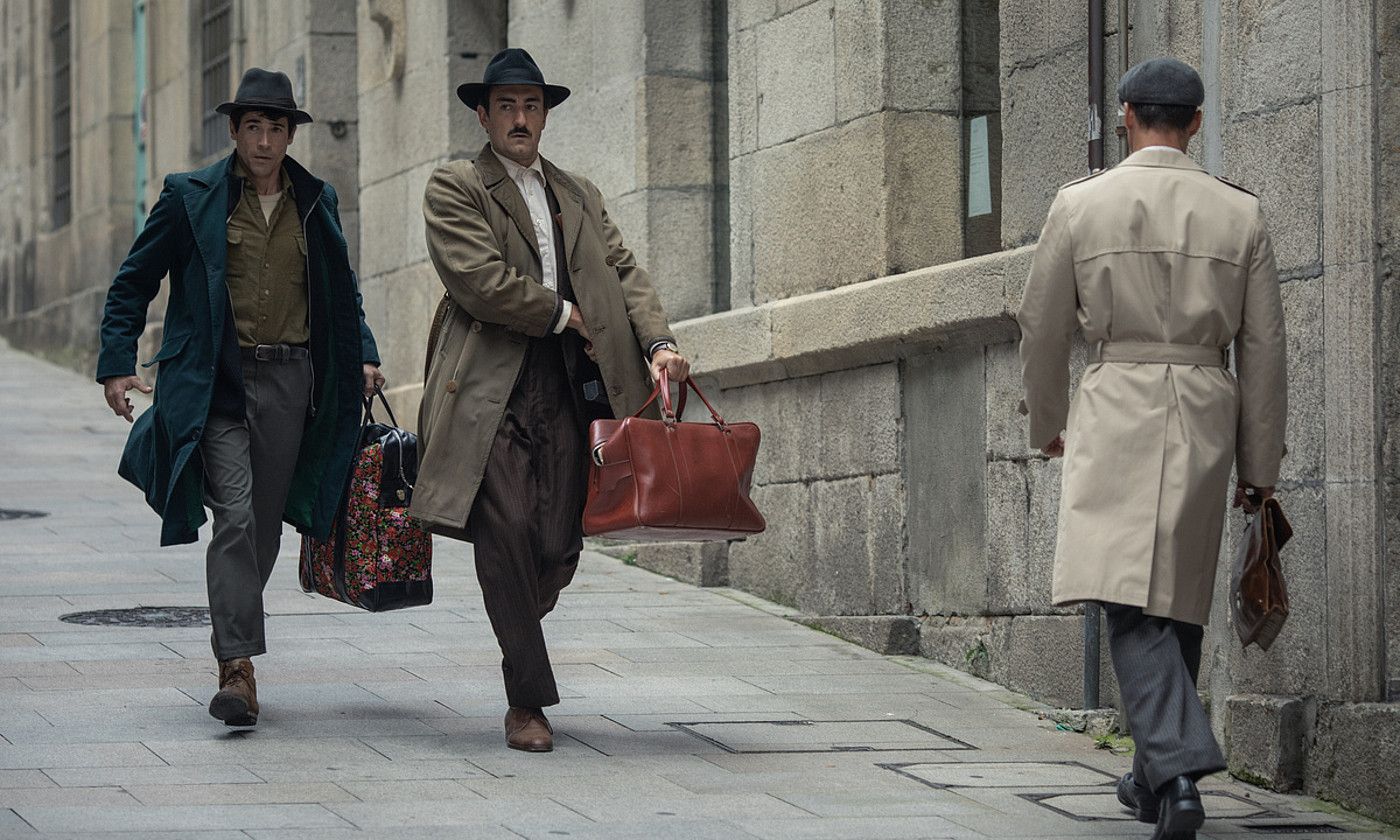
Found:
[1018,147,1287,625]
[411,144,673,536]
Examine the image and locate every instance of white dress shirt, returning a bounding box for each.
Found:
[500,154,571,335]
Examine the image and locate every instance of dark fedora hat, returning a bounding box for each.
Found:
[215,67,313,125]
[456,48,570,110]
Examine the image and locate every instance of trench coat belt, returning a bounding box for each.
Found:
[1090,340,1228,367]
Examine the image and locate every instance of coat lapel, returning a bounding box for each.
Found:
[543,159,585,265]
[475,146,541,262]
[183,156,236,334]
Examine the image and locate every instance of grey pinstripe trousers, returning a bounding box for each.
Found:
[1103,603,1227,792]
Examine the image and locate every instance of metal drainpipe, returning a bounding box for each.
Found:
[1088,0,1105,172]
[1118,0,1130,160]
[1082,0,1108,711]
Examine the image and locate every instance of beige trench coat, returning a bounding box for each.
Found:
[410,144,673,536]
[1018,147,1287,625]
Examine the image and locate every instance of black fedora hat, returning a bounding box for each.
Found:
[456,48,570,110]
[216,67,313,125]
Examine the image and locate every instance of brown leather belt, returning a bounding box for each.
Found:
[1089,341,1228,368]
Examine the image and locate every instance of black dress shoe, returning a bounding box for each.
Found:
[1151,776,1205,840]
[1116,772,1159,823]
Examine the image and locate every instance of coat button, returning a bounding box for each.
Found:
[471,322,482,333]
[605,256,617,267]
[446,380,458,393]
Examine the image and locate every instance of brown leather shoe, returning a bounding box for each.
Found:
[209,657,259,727]
[504,707,553,752]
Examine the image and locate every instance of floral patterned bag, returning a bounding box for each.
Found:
[299,388,433,611]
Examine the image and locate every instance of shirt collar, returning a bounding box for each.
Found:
[499,153,545,185]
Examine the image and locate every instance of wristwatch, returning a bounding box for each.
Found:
[651,340,679,358]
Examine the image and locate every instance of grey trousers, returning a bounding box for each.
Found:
[1103,603,1227,793]
[200,354,310,660]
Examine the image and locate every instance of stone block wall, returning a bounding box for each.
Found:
[509,0,722,322]
[728,0,966,308]
[0,0,369,375]
[0,1,135,373]
[355,0,505,421]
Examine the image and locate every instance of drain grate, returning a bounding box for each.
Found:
[1244,825,1349,835]
[59,607,210,628]
[0,509,48,521]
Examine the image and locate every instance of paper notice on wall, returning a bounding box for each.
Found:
[968,116,992,218]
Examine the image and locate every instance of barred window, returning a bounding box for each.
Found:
[199,0,233,158]
[50,0,71,229]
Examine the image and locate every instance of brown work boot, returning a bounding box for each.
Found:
[504,707,553,752]
[209,657,259,727]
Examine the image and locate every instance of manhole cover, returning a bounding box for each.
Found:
[669,719,973,753]
[59,607,210,628]
[0,509,48,520]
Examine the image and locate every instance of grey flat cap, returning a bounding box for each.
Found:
[1117,57,1204,108]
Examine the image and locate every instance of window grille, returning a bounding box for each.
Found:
[199,0,233,158]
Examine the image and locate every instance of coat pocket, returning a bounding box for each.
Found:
[141,331,193,368]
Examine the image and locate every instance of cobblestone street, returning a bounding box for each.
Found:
[0,339,1390,839]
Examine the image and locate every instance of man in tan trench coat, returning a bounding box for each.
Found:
[1019,59,1286,840]
[411,48,690,752]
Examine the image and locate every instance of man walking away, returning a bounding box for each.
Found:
[1018,58,1287,840]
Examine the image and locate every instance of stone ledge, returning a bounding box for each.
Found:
[675,247,1034,388]
[800,615,921,655]
[634,541,730,587]
[584,540,730,588]
[1225,693,1314,792]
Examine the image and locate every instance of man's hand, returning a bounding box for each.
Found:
[1233,482,1274,515]
[566,306,590,342]
[363,363,386,399]
[650,349,691,383]
[102,375,153,423]
[1040,434,1065,459]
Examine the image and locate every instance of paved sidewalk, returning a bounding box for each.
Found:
[0,339,1391,840]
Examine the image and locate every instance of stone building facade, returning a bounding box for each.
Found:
[0,0,1395,821]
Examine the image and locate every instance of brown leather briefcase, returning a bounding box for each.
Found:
[583,372,765,541]
[1230,496,1293,651]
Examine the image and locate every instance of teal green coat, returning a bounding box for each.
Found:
[97,153,379,546]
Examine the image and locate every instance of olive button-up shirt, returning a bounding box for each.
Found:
[227,161,309,346]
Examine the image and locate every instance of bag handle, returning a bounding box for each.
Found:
[362,384,400,428]
[631,371,726,427]
[360,385,415,496]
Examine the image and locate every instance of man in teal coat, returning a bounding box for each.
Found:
[97,69,382,727]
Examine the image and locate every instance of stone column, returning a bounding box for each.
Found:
[1319,0,1383,703]
[1381,0,1400,704]
[239,1,361,263]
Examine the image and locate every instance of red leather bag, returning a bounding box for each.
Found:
[583,372,765,541]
